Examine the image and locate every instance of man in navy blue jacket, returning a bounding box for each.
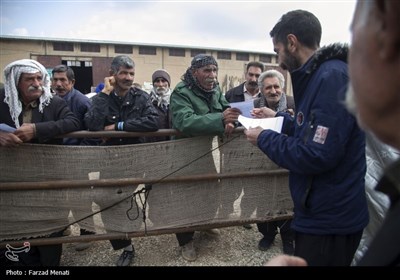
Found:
[51,64,97,146]
[245,10,369,266]
[51,64,99,251]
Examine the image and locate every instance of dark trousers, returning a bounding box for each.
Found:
[176,232,195,247]
[257,219,294,243]
[295,230,363,266]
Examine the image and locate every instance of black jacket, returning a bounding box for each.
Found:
[358,159,400,266]
[84,87,159,145]
[0,89,80,144]
[225,82,261,103]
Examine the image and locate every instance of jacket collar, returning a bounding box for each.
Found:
[306,43,348,75]
[290,43,348,101]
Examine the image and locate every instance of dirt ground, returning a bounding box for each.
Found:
[60,224,283,267]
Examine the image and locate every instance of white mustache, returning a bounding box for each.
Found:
[28,86,43,92]
[155,87,169,95]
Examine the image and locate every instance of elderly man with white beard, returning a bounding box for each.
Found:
[145,69,172,142]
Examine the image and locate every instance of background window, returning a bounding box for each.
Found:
[259,54,272,63]
[81,43,100,53]
[191,49,207,57]
[53,42,73,51]
[217,51,231,60]
[169,48,185,57]
[115,45,133,54]
[139,46,157,55]
[236,53,249,61]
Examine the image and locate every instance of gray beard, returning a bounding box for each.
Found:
[155,87,167,96]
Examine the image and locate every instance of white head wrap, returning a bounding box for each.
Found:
[3,59,53,128]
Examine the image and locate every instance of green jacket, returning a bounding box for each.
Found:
[170,81,230,138]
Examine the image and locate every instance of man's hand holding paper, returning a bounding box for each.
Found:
[223,107,241,137]
[244,127,264,146]
[251,107,277,118]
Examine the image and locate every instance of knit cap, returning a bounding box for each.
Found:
[152,69,171,86]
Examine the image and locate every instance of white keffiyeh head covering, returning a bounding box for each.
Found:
[3,59,53,128]
[149,88,171,108]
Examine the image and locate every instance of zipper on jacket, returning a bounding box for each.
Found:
[301,112,315,210]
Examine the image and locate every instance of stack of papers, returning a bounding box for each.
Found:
[238,115,283,133]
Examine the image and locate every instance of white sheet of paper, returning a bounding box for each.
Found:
[0,123,16,133]
[229,101,253,118]
[238,115,283,133]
